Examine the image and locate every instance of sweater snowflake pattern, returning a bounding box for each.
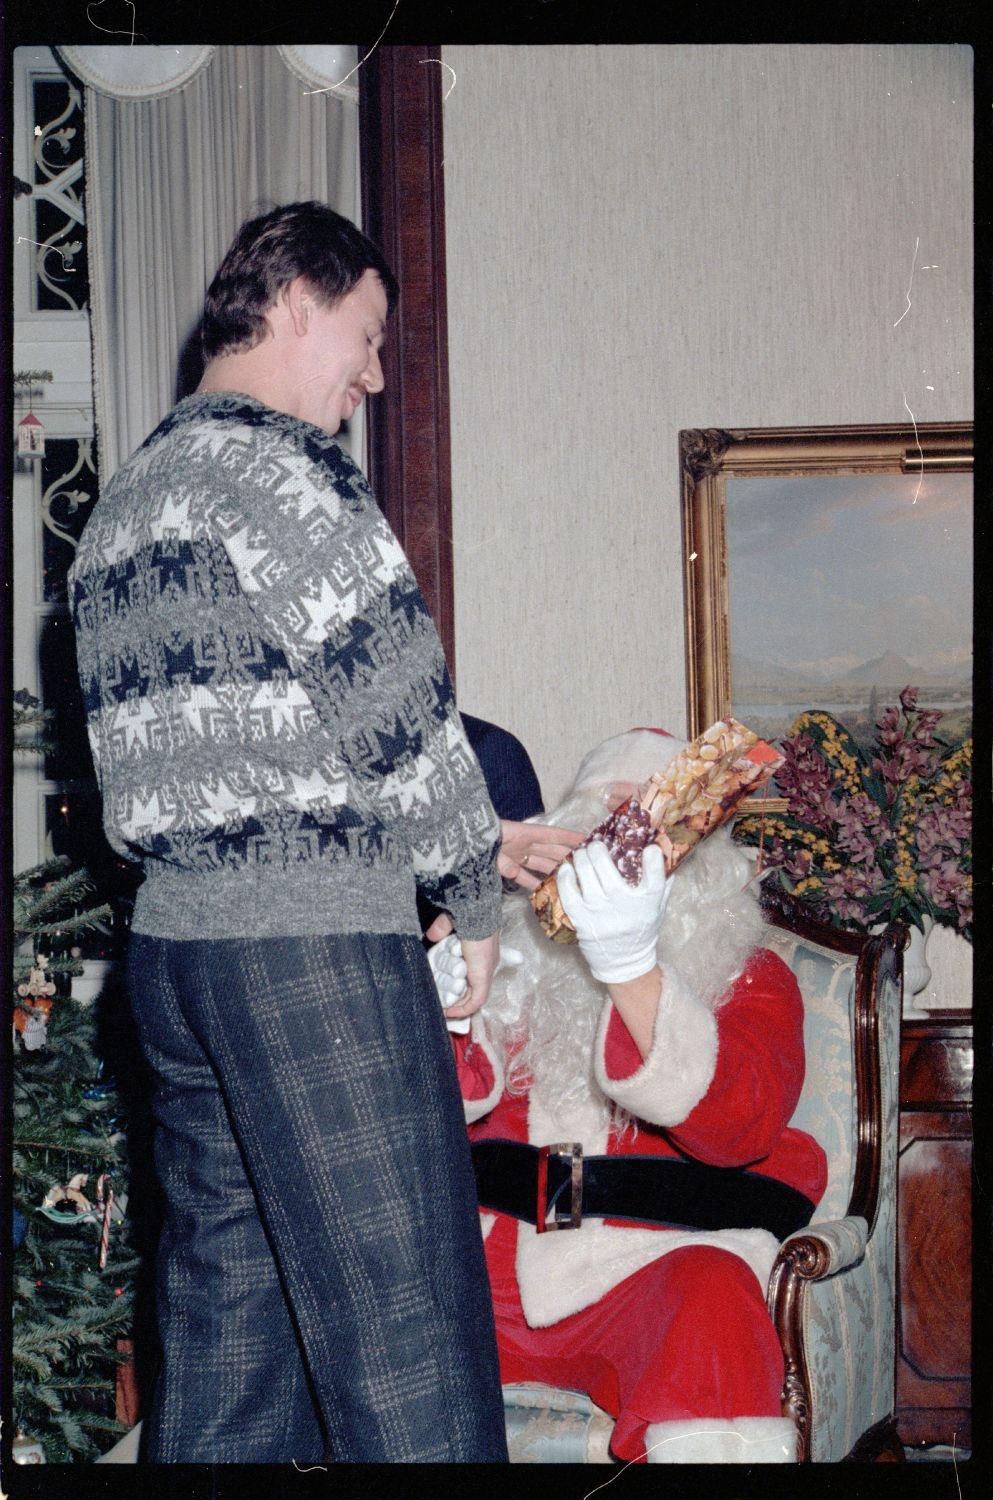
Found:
[68,393,502,942]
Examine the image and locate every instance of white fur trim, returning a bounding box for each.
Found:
[516,1092,780,1326]
[461,1017,505,1125]
[644,1417,797,1464]
[593,962,718,1126]
[516,1080,779,1327]
[515,1211,779,1329]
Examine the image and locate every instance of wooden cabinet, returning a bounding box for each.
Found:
[896,1015,973,1452]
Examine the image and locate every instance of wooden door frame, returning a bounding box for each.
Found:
[359,45,456,676]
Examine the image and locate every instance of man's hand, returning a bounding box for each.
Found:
[438,932,500,1025]
[423,819,586,942]
[496,819,585,891]
[557,842,671,985]
[426,933,523,1032]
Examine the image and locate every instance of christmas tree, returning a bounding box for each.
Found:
[10,694,143,1462]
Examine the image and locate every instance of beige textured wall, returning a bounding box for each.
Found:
[440,44,973,809]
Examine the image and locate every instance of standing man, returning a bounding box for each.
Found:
[69,202,509,1463]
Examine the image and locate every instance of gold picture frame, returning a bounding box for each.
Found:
[680,423,974,808]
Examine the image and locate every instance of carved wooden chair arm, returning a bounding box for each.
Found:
[767,1215,871,1459]
[771,1215,869,1289]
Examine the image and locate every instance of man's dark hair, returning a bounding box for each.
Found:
[201,200,399,361]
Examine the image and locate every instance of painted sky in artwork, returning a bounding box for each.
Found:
[725,471,972,680]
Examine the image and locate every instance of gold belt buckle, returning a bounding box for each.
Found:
[535,1142,583,1232]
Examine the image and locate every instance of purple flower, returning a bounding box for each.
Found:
[920,857,967,915]
[848,793,889,839]
[822,861,887,924]
[875,708,904,748]
[752,690,971,938]
[834,813,878,866]
[912,710,943,749]
[777,735,837,831]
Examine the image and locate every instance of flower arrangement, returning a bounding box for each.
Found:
[734,687,972,941]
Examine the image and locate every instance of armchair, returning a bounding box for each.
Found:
[501,885,905,1463]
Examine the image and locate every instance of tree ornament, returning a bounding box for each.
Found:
[17,956,57,1000]
[40,1173,95,1223]
[15,1001,52,1050]
[17,410,45,457]
[38,1172,127,1269]
[12,1430,46,1463]
[14,958,57,1050]
[94,1173,115,1270]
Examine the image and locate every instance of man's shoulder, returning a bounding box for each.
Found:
[166,394,372,498]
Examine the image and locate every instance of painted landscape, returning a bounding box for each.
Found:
[725,471,972,755]
[732,648,972,753]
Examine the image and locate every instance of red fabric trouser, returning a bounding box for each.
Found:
[485,1214,784,1463]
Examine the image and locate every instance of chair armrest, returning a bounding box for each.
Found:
[768,1214,871,1460]
[773,1215,868,1285]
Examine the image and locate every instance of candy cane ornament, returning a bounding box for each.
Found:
[96,1174,114,1271]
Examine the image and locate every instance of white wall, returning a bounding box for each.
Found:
[441,43,973,808]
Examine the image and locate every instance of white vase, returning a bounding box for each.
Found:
[902,915,935,999]
[871,914,934,1018]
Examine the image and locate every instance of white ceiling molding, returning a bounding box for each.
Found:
[276,46,359,101]
[56,45,215,99]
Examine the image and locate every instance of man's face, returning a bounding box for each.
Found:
[292,268,388,435]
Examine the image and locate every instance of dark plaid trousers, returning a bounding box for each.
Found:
[126,929,509,1463]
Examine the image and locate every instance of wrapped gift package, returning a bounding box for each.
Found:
[530,718,783,942]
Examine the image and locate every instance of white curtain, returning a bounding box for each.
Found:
[82,45,360,482]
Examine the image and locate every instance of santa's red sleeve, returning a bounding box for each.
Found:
[451,1018,505,1124]
[593,948,808,1161]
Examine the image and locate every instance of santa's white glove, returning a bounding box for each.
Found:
[427,934,523,1033]
[557,841,671,985]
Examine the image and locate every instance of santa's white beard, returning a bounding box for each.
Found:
[484,793,768,1128]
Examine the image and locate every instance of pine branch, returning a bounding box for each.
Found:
[13,736,56,755]
[14,868,103,934]
[14,700,56,755]
[41,1380,117,1395]
[26,905,114,943]
[11,1348,53,1381]
[14,1132,123,1157]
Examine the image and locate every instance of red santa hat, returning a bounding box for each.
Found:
[570,727,688,797]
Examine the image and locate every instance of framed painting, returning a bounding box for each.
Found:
[680,423,973,784]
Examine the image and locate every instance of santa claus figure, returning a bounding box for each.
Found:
[429,728,827,1465]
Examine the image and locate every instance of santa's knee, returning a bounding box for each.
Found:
[642,1247,785,1421]
[656,1247,779,1354]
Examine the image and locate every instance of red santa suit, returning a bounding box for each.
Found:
[451,815,827,1464]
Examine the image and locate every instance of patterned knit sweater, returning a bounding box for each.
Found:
[68,392,502,942]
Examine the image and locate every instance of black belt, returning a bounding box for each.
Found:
[471,1139,815,1240]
